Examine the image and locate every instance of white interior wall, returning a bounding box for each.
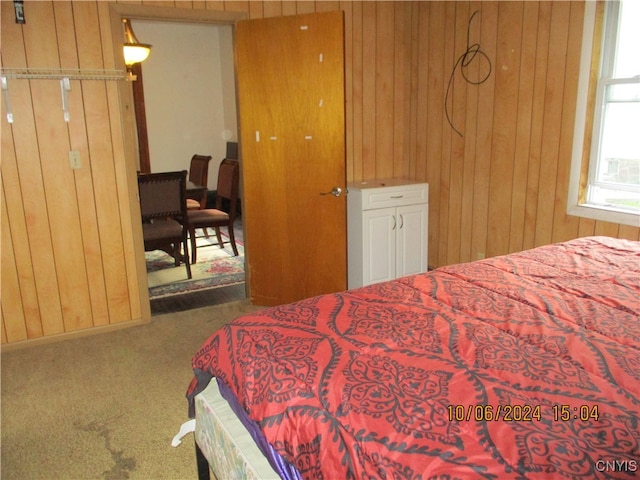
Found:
[132,20,237,189]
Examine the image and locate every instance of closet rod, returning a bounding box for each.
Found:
[0,68,127,81]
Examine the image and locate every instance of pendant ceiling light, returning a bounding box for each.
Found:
[122,18,151,67]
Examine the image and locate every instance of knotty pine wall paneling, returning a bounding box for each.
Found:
[487,1,523,260]
[468,1,497,269]
[509,1,538,255]
[2,0,638,348]
[361,2,377,178]
[423,2,446,265]
[28,2,94,334]
[457,2,481,265]
[3,1,67,341]
[552,1,586,244]
[522,1,551,251]
[63,2,112,329]
[533,2,571,250]
[1,0,140,348]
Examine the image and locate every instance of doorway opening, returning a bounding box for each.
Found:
[148,218,245,315]
[111,5,248,315]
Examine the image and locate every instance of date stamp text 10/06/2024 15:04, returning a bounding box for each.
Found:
[446,404,600,422]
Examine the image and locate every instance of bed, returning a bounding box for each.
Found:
[186,236,639,479]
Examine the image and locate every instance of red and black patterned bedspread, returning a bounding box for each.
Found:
[188,236,640,479]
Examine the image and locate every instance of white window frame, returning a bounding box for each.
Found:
[568,1,640,227]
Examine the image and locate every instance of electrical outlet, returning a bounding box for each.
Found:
[69,151,81,169]
[476,252,485,260]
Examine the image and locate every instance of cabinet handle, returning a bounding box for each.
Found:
[392,215,396,230]
[390,195,404,199]
[399,214,404,229]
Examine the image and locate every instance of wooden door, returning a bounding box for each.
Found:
[236,11,346,306]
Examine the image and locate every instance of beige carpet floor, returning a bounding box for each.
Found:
[1,300,263,480]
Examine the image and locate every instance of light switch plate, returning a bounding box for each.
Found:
[69,151,81,169]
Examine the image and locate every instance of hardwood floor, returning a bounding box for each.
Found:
[149,216,245,316]
[150,282,246,315]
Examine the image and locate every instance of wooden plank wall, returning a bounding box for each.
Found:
[2,0,638,347]
[341,0,640,267]
[1,1,143,347]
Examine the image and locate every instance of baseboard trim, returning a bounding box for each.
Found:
[0,317,149,353]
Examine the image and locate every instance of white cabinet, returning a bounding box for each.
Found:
[347,179,428,289]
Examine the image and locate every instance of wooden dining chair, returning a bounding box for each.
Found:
[188,159,240,263]
[138,170,192,279]
[186,154,213,210]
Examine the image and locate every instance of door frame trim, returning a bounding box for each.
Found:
[108,4,247,321]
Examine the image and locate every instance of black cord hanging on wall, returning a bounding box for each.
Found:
[445,10,492,137]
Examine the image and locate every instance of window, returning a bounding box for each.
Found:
[568,0,640,226]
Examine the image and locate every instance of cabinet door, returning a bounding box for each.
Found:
[396,204,428,278]
[362,207,396,286]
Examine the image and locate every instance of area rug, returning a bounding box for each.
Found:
[146,232,244,299]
